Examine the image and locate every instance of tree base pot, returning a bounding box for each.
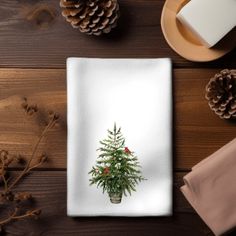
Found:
[109,193,122,204]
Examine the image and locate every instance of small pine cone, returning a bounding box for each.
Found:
[205,69,236,119]
[60,0,120,36]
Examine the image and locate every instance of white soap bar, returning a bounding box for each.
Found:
[177,0,236,48]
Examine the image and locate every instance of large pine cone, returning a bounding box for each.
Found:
[205,69,236,119]
[60,0,120,36]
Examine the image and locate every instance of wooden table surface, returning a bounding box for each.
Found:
[0,0,235,235]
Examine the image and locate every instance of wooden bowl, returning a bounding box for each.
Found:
[161,0,236,62]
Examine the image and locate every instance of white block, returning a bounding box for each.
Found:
[177,0,236,48]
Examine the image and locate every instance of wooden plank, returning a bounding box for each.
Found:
[0,69,66,169]
[1,68,236,170]
[0,171,214,236]
[174,69,236,169]
[0,0,235,69]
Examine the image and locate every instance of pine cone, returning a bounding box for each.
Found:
[60,0,120,36]
[205,69,236,119]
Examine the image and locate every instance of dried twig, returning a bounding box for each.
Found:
[0,97,59,231]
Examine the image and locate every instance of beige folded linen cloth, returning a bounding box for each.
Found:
[181,138,236,236]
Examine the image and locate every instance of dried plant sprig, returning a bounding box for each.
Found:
[0,97,60,230]
[0,207,41,228]
[8,111,59,191]
[21,97,38,116]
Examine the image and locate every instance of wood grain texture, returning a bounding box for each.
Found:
[0,172,214,236]
[0,0,235,69]
[1,68,236,170]
[174,69,236,170]
[0,1,235,234]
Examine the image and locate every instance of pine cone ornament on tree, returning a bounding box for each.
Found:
[205,69,236,119]
[60,0,120,36]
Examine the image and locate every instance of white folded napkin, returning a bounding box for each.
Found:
[67,58,173,216]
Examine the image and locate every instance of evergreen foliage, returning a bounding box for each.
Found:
[89,123,145,199]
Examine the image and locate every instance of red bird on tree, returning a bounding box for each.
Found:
[124,147,131,155]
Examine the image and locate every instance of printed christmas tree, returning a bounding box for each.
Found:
[89,123,146,204]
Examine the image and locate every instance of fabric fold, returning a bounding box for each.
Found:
[181,138,236,236]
